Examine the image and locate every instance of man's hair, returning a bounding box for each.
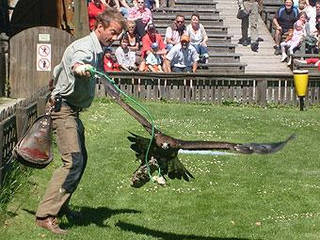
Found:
[175,14,185,20]
[94,8,127,31]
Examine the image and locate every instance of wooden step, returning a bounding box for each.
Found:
[153,19,224,26]
[154,23,228,34]
[153,10,220,17]
[208,53,241,63]
[161,7,219,14]
[175,0,217,6]
[197,62,246,73]
[153,14,223,21]
[157,31,232,43]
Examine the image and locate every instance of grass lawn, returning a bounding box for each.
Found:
[1,98,320,240]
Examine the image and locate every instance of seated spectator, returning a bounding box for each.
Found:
[88,0,107,31]
[165,14,186,51]
[124,20,140,52]
[115,35,137,71]
[317,1,320,15]
[163,35,199,73]
[104,47,120,72]
[273,0,299,55]
[299,0,307,11]
[306,0,317,6]
[304,0,317,35]
[127,0,152,39]
[144,0,167,12]
[145,42,163,72]
[186,12,209,64]
[281,13,307,65]
[295,57,320,69]
[139,22,167,70]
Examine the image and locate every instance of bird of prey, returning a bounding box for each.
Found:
[104,78,295,188]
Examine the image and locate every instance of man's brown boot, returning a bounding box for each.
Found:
[36,216,67,235]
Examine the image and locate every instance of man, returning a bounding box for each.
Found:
[164,14,187,50]
[164,34,199,73]
[139,22,166,71]
[237,0,264,52]
[273,0,298,55]
[35,8,126,235]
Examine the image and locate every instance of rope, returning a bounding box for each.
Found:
[88,67,161,181]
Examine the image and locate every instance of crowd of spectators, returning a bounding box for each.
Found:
[87,0,208,73]
[272,0,320,66]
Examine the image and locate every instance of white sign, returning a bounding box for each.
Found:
[39,34,50,42]
[36,44,51,71]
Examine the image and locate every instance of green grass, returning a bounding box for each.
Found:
[1,98,320,240]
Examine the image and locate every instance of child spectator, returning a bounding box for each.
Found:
[145,42,163,72]
[293,22,320,68]
[103,47,120,72]
[139,22,167,71]
[88,0,107,31]
[281,15,307,65]
[115,35,137,71]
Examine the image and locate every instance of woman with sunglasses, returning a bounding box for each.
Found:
[127,0,152,39]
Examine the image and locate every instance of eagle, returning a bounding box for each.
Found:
[104,78,295,188]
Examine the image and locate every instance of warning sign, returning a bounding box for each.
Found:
[37,44,51,71]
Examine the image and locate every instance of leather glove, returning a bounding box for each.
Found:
[73,64,93,77]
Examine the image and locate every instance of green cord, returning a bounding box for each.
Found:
[88,67,161,181]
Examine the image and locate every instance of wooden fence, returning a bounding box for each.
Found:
[0,86,48,187]
[100,72,320,106]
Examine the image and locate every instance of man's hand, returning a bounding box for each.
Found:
[73,64,93,78]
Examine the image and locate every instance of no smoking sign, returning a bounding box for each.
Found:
[37,44,51,71]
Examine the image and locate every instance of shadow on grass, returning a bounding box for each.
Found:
[115,221,257,240]
[23,207,141,228]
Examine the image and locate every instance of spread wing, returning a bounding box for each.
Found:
[153,132,295,155]
[128,132,194,188]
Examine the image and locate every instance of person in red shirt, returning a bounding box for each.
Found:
[88,0,107,31]
[139,22,166,71]
[103,47,120,72]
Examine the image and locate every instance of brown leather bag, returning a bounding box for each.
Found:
[13,113,53,169]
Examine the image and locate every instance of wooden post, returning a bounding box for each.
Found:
[37,96,48,116]
[0,123,4,188]
[73,0,90,39]
[256,79,267,106]
[0,38,6,97]
[15,107,27,141]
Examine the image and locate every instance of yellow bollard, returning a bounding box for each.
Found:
[293,70,309,111]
